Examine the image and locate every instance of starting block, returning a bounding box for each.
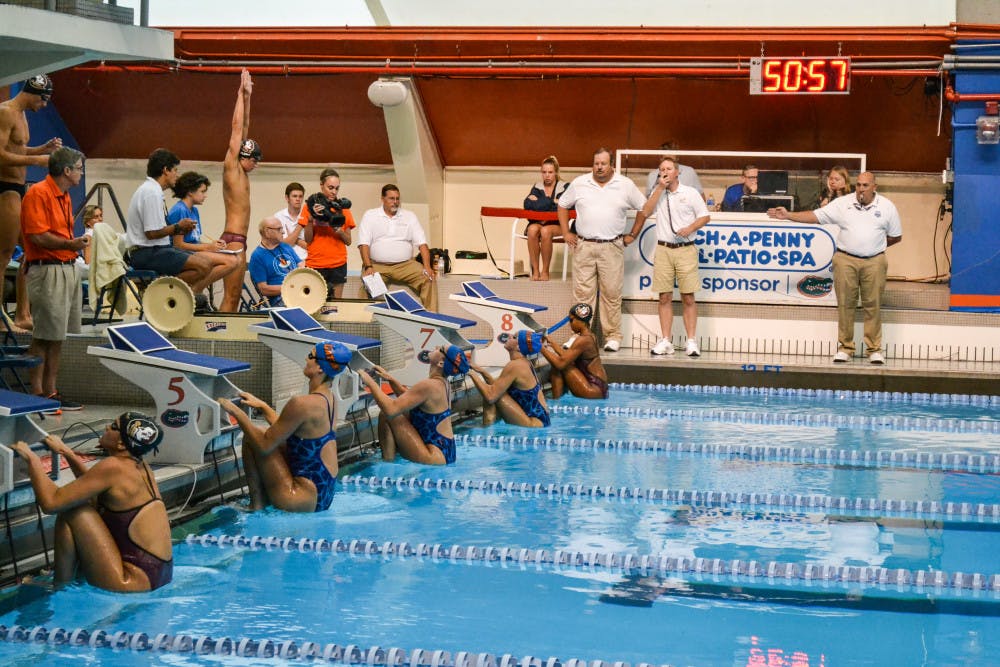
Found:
[249,307,381,422]
[0,390,60,494]
[449,281,547,368]
[368,290,475,386]
[87,322,249,465]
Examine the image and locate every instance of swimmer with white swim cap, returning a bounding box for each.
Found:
[540,303,609,399]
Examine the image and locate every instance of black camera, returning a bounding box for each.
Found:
[307,193,352,228]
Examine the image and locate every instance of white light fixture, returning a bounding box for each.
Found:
[367,79,408,108]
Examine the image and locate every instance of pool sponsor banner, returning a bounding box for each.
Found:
[624,216,836,304]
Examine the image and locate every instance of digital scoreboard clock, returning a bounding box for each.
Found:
[749,57,851,95]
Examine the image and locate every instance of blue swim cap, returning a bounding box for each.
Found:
[313,341,351,378]
[517,330,542,356]
[443,345,470,376]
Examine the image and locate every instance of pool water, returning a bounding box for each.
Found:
[1,385,998,666]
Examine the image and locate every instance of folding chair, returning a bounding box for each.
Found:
[0,312,40,393]
[88,223,158,325]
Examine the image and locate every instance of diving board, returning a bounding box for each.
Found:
[250,307,381,421]
[449,281,547,367]
[88,322,249,465]
[0,389,59,495]
[368,290,475,386]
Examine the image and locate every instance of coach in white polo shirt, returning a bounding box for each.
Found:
[558,147,646,352]
[358,184,438,311]
[631,157,711,358]
[768,171,902,365]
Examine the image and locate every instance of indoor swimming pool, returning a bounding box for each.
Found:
[0,384,998,666]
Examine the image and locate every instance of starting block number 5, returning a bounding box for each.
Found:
[167,376,185,405]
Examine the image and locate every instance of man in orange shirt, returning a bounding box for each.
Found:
[21,147,90,412]
[298,168,354,300]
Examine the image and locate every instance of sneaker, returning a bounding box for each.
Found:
[685,339,700,357]
[35,394,61,416]
[603,339,620,352]
[651,338,675,356]
[832,351,851,363]
[562,335,578,350]
[869,352,886,365]
[48,392,83,411]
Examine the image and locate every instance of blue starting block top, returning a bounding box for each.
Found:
[257,308,380,350]
[0,388,59,417]
[98,322,250,376]
[370,290,476,328]
[457,281,547,312]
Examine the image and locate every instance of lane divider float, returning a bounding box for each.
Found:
[546,404,1000,434]
[0,624,667,667]
[609,383,999,409]
[454,434,1000,474]
[183,533,1000,595]
[340,475,1000,521]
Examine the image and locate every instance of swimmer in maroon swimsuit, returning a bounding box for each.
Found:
[540,303,610,399]
[12,412,173,592]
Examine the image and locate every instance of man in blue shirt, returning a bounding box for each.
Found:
[248,216,300,307]
[721,164,758,212]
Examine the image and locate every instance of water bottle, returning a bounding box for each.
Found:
[706,193,716,210]
[435,255,445,278]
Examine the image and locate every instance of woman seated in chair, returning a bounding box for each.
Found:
[219,341,350,512]
[523,155,570,281]
[540,303,609,400]
[12,413,173,592]
[358,345,468,465]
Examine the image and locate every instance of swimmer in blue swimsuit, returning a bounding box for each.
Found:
[358,344,469,465]
[12,412,173,592]
[220,341,351,512]
[469,329,551,427]
[540,303,610,400]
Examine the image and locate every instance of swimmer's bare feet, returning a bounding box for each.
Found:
[12,318,32,333]
[538,272,550,281]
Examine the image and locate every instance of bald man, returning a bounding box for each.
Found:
[768,171,902,365]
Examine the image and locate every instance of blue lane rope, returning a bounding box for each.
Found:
[0,624,669,667]
[183,533,1000,595]
[546,404,1000,434]
[340,475,1000,521]
[609,382,1000,409]
[455,434,1000,474]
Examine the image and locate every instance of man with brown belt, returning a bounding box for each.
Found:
[21,147,90,412]
[632,157,711,357]
[558,147,646,352]
[768,171,902,364]
[358,184,437,311]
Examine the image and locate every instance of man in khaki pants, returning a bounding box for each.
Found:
[558,148,646,352]
[768,172,902,364]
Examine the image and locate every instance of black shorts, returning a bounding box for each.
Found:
[315,265,347,285]
[0,181,27,198]
[128,245,193,275]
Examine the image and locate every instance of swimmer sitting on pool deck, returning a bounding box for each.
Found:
[469,329,551,427]
[539,303,609,400]
[219,341,349,513]
[358,345,469,465]
[12,413,173,592]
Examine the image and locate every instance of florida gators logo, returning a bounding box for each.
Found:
[797,275,833,298]
[161,408,190,428]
